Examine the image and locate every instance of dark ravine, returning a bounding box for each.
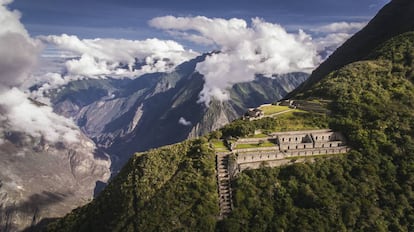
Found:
[51,54,307,171]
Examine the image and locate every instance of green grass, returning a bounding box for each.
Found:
[248,133,269,138]
[271,110,328,132]
[235,141,276,149]
[259,105,291,115]
[211,140,229,151]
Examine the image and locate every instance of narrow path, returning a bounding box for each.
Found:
[216,153,233,219]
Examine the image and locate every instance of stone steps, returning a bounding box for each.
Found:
[216,153,233,218]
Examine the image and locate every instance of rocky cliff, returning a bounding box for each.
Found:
[0,117,110,232]
[51,55,307,171]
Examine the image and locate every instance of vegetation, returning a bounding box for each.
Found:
[219,32,414,231]
[220,111,328,138]
[211,140,229,152]
[259,105,290,115]
[234,141,276,150]
[45,20,414,232]
[46,139,219,232]
[248,133,268,138]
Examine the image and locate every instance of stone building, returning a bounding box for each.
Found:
[244,108,264,120]
[276,131,314,150]
[311,130,345,148]
[231,129,349,171]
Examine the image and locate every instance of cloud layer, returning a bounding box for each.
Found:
[0,0,80,144]
[0,88,79,143]
[150,16,319,104]
[0,1,40,91]
[40,34,199,78]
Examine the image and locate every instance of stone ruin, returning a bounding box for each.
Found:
[232,129,349,171]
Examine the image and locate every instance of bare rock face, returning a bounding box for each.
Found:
[0,131,111,231]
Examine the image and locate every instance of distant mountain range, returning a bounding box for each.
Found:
[43,0,414,231]
[50,54,307,171]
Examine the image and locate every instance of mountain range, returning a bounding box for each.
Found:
[0,119,110,232]
[42,0,414,231]
[0,34,307,232]
[50,54,307,171]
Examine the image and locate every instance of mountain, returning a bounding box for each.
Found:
[51,54,307,171]
[43,0,414,231]
[0,103,110,231]
[288,0,414,98]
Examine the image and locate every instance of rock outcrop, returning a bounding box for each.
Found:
[0,130,110,231]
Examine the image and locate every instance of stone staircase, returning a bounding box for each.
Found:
[216,153,232,218]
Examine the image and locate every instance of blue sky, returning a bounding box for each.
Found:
[11,0,389,43]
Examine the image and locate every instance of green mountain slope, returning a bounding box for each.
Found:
[219,31,414,231]
[45,139,219,231]
[289,0,414,97]
[45,31,414,231]
[44,3,414,231]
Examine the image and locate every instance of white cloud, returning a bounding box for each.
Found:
[313,22,366,34]
[0,0,79,144]
[311,21,367,60]
[150,16,319,105]
[178,117,192,126]
[0,88,79,143]
[0,1,41,91]
[39,34,199,78]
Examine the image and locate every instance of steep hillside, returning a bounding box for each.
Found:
[219,31,414,231]
[51,55,307,171]
[45,139,219,231]
[0,103,111,231]
[45,15,414,232]
[289,0,414,97]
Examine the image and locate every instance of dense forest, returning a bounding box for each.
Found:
[46,139,219,231]
[219,32,414,231]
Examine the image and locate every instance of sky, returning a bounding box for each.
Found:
[10,0,389,46]
[0,0,390,144]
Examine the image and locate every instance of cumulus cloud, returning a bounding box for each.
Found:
[0,88,79,143]
[0,0,79,144]
[312,21,367,59]
[178,117,192,126]
[150,16,319,105]
[0,1,41,91]
[39,34,199,78]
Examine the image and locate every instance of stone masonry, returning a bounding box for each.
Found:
[216,153,233,218]
[215,129,349,218]
[234,129,349,170]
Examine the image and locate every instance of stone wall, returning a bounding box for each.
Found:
[234,146,279,153]
[232,129,349,171]
[237,147,350,171]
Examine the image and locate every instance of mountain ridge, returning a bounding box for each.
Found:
[51,54,307,171]
[43,0,414,230]
[288,0,414,98]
